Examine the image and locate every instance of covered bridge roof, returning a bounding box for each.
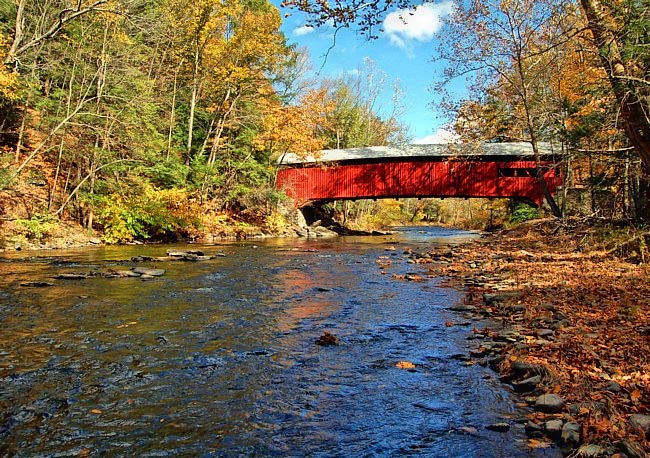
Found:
[278,142,558,165]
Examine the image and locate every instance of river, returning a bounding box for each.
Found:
[0,226,558,457]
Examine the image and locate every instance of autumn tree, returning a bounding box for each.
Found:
[579,0,650,172]
[284,0,650,177]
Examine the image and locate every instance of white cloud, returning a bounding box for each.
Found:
[383,2,454,48]
[412,128,459,144]
[293,25,315,37]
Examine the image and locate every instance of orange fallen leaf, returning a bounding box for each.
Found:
[445,321,455,327]
[91,409,102,414]
[527,438,552,449]
[396,361,416,369]
[630,389,641,403]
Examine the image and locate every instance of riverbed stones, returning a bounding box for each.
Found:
[536,328,555,338]
[132,267,165,276]
[115,270,141,277]
[576,444,604,457]
[561,422,581,448]
[448,304,476,312]
[20,281,55,287]
[483,291,523,305]
[167,249,204,256]
[315,332,338,346]
[544,419,564,437]
[535,393,565,413]
[486,422,510,432]
[55,273,88,279]
[512,375,542,393]
[617,440,646,458]
[510,361,548,378]
[629,413,650,432]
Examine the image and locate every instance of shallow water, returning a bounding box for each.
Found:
[0,227,558,456]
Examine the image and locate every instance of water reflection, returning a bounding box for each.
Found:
[0,227,555,456]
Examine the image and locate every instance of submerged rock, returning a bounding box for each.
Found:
[486,422,510,432]
[20,281,55,287]
[55,273,88,279]
[132,267,165,276]
[315,332,339,346]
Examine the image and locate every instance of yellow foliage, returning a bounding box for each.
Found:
[0,33,20,101]
[254,87,335,159]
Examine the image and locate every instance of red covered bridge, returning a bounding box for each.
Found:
[276,142,562,207]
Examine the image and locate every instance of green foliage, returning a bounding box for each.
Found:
[95,188,202,243]
[509,204,540,224]
[147,158,190,188]
[15,215,59,242]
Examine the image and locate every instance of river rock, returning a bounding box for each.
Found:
[512,375,542,393]
[536,328,555,338]
[544,419,564,437]
[167,249,204,257]
[132,267,165,276]
[449,304,476,312]
[413,401,452,412]
[535,393,565,413]
[577,444,604,457]
[617,440,646,458]
[505,304,526,313]
[20,281,55,287]
[486,422,510,432]
[483,291,522,305]
[315,332,338,346]
[629,414,650,432]
[561,422,581,448]
[312,226,338,237]
[510,361,547,378]
[116,270,141,278]
[55,273,88,279]
[525,421,544,437]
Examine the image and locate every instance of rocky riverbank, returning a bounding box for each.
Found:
[401,220,649,456]
[0,209,387,252]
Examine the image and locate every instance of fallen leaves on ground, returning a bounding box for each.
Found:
[410,219,649,450]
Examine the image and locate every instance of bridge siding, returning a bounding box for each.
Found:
[277,159,559,205]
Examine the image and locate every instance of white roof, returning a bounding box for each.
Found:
[278,142,557,165]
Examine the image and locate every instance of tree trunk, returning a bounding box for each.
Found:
[579,0,650,173]
[186,48,200,163]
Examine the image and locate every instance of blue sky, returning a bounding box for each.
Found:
[275,1,464,144]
